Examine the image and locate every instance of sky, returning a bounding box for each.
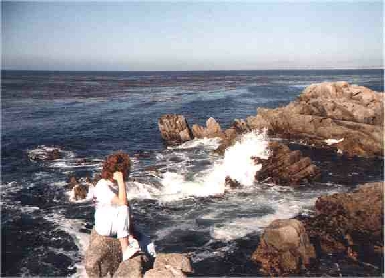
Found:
[1,1,383,71]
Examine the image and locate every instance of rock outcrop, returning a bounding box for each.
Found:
[191,117,225,139]
[254,142,321,187]
[113,254,146,278]
[302,182,384,264]
[85,229,122,277]
[251,219,316,276]
[85,229,193,278]
[158,114,193,145]
[144,253,193,278]
[245,82,384,157]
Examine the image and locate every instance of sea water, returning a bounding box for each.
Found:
[1,70,383,276]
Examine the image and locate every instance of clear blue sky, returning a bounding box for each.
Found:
[2,1,383,71]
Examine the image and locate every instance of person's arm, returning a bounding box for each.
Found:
[111,171,128,206]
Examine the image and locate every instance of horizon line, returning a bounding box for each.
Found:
[2,67,384,73]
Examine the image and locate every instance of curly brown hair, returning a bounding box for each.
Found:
[101,152,131,181]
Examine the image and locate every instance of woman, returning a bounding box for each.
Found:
[93,152,141,261]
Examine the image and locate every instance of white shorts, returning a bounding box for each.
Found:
[94,205,130,239]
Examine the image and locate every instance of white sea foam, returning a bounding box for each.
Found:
[324,138,344,145]
[158,130,270,201]
[168,137,221,150]
[43,212,90,278]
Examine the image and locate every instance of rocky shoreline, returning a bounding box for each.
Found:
[157,81,384,276]
[34,82,383,276]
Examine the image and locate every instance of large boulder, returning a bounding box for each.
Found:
[245,82,384,157]
[113,254,146,278]
[158,114,193,145]
[254,142,321,186]
[251,219,316,276]
[85,229,122,277]
[85,230,193,277]
[302,182,384,264]
[144,253,193,278]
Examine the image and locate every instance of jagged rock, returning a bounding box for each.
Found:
[232,118,251,133]
[191,117,225,139]
[113,254,146,278]
[302,182,384,264]
[191,124,206,138]
[246,82,383,157]
[251,219,316,276]
[85,229,122,278]
[225,176,242,188]
[206,117,222,137]
[255,142,321,186]
[158,114,193,145]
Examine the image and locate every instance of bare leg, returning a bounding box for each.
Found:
[119,236,129,253]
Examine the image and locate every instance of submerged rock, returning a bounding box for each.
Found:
[28,147,63,161]
[245,82,384,157]
[255,142,321,186]
[251,219,316,276]
[158,114,193,145]
[302,182,384,265]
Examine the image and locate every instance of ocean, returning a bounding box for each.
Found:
[1,69,383,277]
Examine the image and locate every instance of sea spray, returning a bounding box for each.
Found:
[221,130,270,186]
[159,130,270,201]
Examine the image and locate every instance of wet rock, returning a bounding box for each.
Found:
[113,254,146,278]
[246,82,384,157]
[92,174,101,186]
[158,114,193,145]
[67,176,78,190]
[302,182,384,265]
[255,142,321,186]
[225,176,242,188]
[251,219,316,276]
[232,118,251,133]
[85,229,122,278]
[72,184,88,201]
[28,147,63,161]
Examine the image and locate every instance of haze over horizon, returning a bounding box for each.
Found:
[2,1,383,71]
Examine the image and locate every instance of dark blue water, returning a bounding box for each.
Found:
[2,69,383,277]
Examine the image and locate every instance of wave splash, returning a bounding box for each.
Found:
[159,130,270,201]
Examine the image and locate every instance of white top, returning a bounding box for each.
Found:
[94,178,117,208]
[94,178,120,232]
